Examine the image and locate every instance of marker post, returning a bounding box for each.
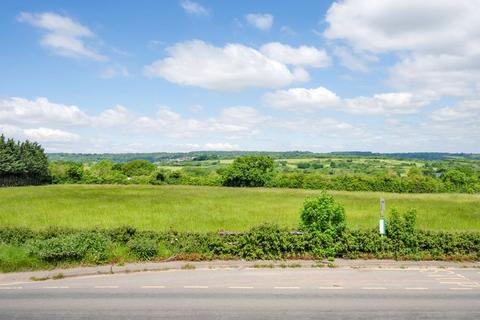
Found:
[379,198,385,236]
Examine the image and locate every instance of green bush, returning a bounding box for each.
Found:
[221,156,274,187]
[0,245,45,272]
[127,237,158,260]
[28,232,109,263]
[300,192,346,236]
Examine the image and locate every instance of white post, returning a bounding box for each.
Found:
[379,198,385,235]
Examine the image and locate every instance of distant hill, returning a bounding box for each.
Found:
[47,151,480,163]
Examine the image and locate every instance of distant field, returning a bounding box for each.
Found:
[0,185,479,232]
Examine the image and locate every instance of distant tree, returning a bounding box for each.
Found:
[0,135,49,186]
[221,156,274,187]
[122,160,156,177]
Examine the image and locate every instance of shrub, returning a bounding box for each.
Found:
[221,156,274,187]
[28,232,109,263]
[387,208,418,256]
[122,160,156,177]
[108,226,137,244]
[127,237,158,260]
[299,192,346,236]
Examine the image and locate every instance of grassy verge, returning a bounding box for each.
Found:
[0,185,479,232]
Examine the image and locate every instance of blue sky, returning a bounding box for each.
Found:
[1,0,479,153]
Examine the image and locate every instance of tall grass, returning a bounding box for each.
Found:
[0,185,478,232]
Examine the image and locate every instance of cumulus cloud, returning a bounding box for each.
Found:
[18,12,106,61]
[180,0,210,16]
[23,127,80,142]
[144,40,309,90]
[430,99,480,122]
[333,46,370,72]
[204,143,239,150]
[0,97,90,126]
[264,87,434,114]
[324,0,480,96]
[245,13,273,31]
[93,105,133,126]
[0,124,79,143]
[344,92,433,115]
[274,117,366,139]
[132,105,265,138]
[264,87,340,111]
[324,0,479,54]
[260,42,330,68]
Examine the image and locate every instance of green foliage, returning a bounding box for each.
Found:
[0,135,49,186]
[0,245,45,272]
[221,156,274,187]
[127,237,158,260]
[122,160,156,177]
[300,193,346,236]
[387,208,419,256]
[0,222,479,272]
[27,232,109,263]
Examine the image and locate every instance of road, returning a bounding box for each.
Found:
[1,267,479,319]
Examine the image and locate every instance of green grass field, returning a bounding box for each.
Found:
[0,185,479,232]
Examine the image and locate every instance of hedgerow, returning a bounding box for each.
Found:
[0,217,478,272]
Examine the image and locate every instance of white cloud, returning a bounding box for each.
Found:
[132,105,265,138]
[144,40,307,90]
[260,42,330,68]
[100,65,129,79]
[431,99,480,122]
[18,12,106,61]
[93,105,133,127]
[388,53,480,97]
[324,0,480,97]
[274,117,366,139]
[23,127,80,142]
[204,143,239,150]
[333,46,369,72]
[245,13,273,31]
[264,87,340,111]
[264,87,434,114]
[0,124,79,143]
[0,97,90,126]
[324,0,479,54]
[344,92,433,115]
[180,0,210,16]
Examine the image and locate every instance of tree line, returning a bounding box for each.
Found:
[0,135,49,187]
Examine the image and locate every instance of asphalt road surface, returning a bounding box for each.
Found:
[1,267,479,319]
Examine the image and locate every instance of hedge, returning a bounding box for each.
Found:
[1,223,479,272]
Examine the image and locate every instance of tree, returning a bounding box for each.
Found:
[0,135,49,186]
[221,156,274,187]
[122,160,156,177]
[299,192,346,236]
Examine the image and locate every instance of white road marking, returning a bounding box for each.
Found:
[318,286,344,290]
[184,286,208,289]
[362,287,387,290]
[274,286,300,290]
[0,287,23,290]
[449,287,473,290]
[440,282,469,284]
[43,286,69,289]
[141,285,165,289]
[437,278,465,281]
[94,286,119,289]
[228,286,254,289]
[0,282,29,286]
[405,287,429,290]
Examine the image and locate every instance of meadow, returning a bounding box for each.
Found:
[1,184,479,232]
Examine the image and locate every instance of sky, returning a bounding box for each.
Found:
[0,0,479,153]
